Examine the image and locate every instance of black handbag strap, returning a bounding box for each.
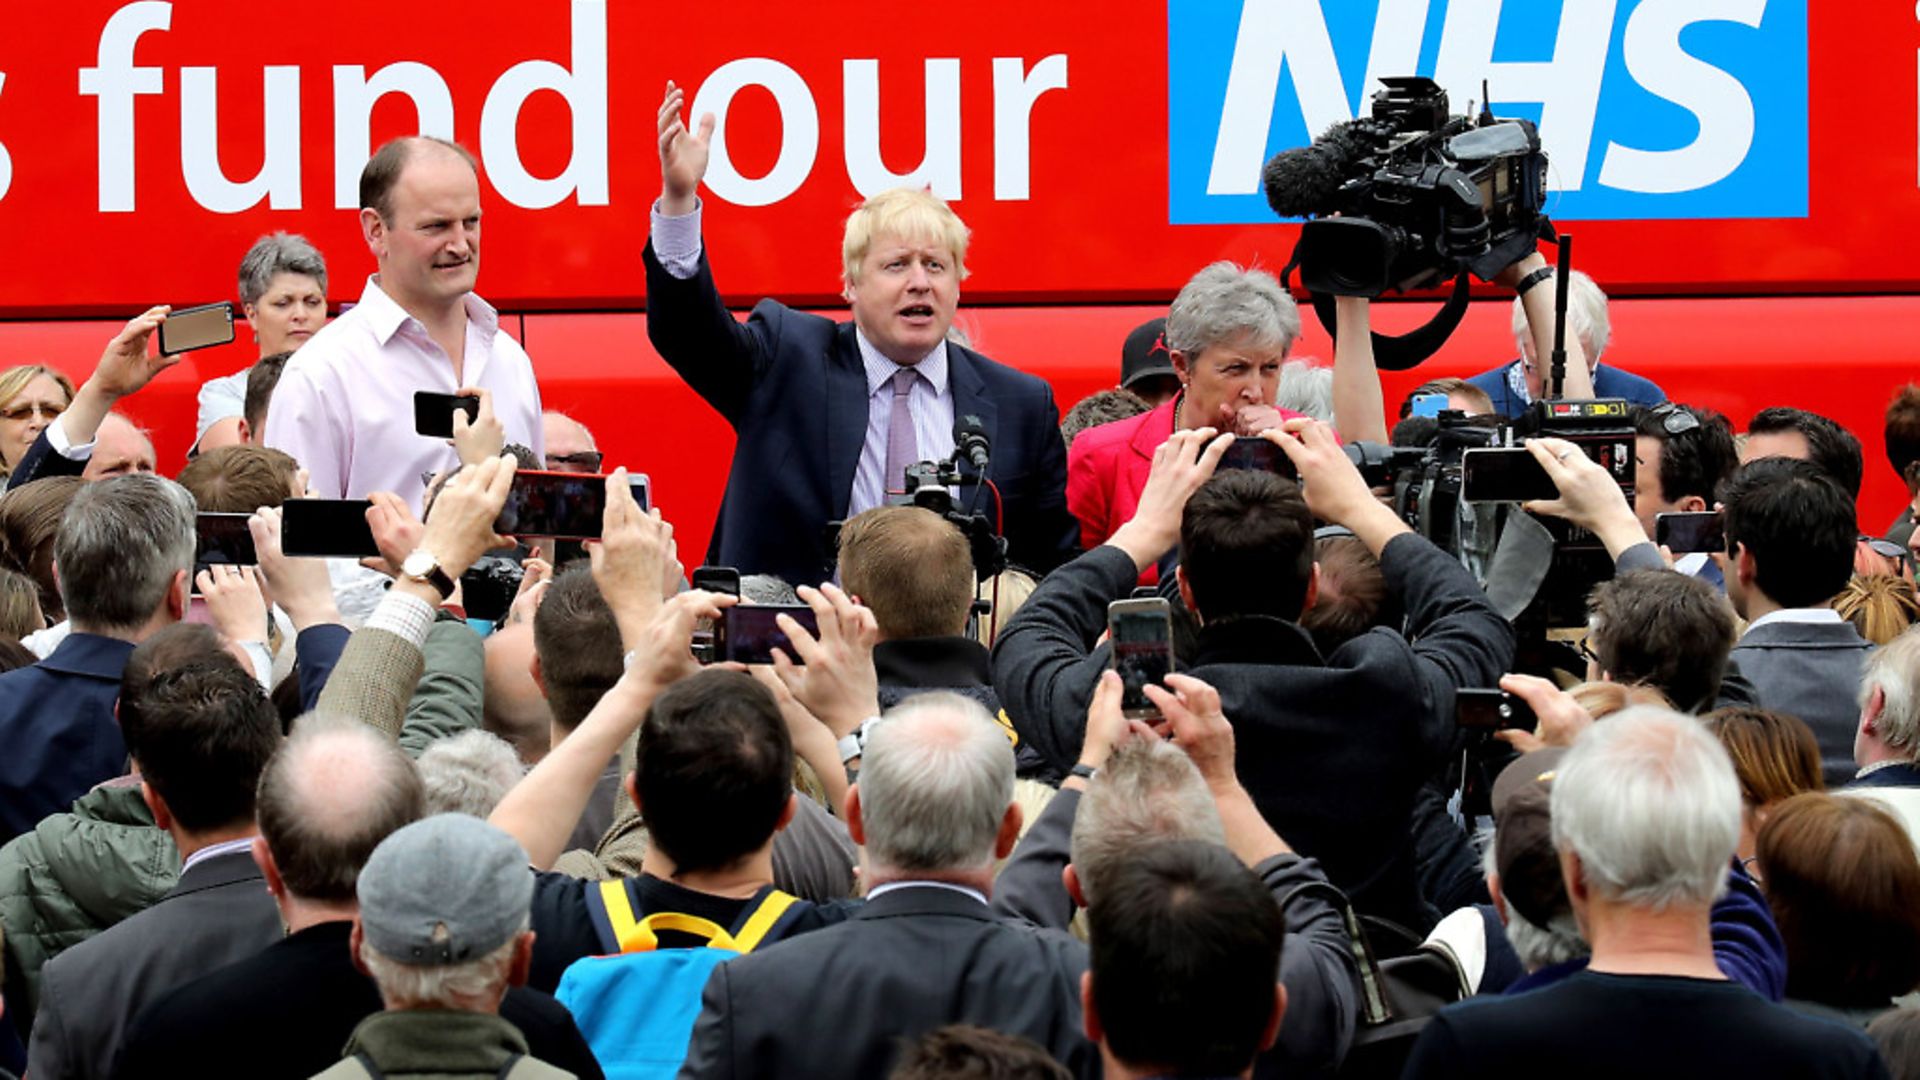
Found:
[1277,878,1393,1026]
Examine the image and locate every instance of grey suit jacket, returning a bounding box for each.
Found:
[27,847,281,1079]
[1731,619,1876,787]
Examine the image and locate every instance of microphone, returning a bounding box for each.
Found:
[953,414,991,472]
[1262,119,1375,218]
[1390,415,1440,448]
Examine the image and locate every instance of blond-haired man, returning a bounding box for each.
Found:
[643,82,1079,587]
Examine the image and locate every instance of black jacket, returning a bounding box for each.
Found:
[990,537,1513,929]
[643,246,1079,585]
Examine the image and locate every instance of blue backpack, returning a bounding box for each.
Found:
[554,879,804,1080]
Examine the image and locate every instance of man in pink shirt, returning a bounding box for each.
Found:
[265,137,542,509]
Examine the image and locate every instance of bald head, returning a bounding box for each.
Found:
[542,411,599,472]
[256,715,425,902]
[483,621,554,763]
[83,413,157,481]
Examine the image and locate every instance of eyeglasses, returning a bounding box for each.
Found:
[0,401,64,423]
[1647,403,1700,437]
[1575,633,1601,666]
[545,451,604,473]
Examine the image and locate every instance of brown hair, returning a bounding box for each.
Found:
[838,506,974,640]
[0,567,43,639]
[1836,574,1920,645]
[175,445,298,514]
[1757,793,1920,1006]
[1702,707,1825,808]
[530,566,623,732]
[1884,384,1920,496]
[1588,569,1736,712]
[0,476,85,623]
[1301,533,1386,653]
[1400,377,1493,418]
[359,136,478,222]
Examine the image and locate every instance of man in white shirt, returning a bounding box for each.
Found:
[265,137,542,509]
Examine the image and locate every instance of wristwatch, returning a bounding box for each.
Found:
[400,549,456,600]
[1515,265,1556,297]
[838,716,881,764]
[1069,763,1099,781]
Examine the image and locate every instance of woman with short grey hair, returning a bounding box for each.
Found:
[196,233,331,453]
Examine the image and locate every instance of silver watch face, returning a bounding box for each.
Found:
[401,551,436,579]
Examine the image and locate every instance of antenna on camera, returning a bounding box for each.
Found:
[1547,232,1573,400]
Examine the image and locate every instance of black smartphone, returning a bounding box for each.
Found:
[1216,436,1298,480]
[413,391,480,438]
[1456,688,1537,731]
[1655,510,1725,554]
[690,566,741,664]
[158,301,236,356]
[280,498,379,558]
[195,512,257,567]
[494,470,607,540]
[1461,447,1559,503]
[716,604,820,665]
[1108,597,1174,720]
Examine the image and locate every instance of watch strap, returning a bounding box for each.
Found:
[1069,763,1098,781]
[1515,266,1555,297]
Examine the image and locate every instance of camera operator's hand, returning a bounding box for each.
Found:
[248,506,340,631]
[658,81,714,217]
[1522,438,1647,560]
[1492,673,1596,752]
[63,307,179,449]
[1107,428,1233,573]
[450,387,505,467]
[772,583,881,741]
[1267,418,1410,556]
[421,454,516,575]
[588,468,672,649]
[1075,671,1136,781]
[196,564,270,648]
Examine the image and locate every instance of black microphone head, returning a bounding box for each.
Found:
[954,413,989,442]
[1391,415,1440,448]
[1262,120,1366,218]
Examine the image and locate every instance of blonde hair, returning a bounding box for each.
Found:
[1836,574,1920,646]
[841,188,970,288]
[1567,680,1672,719]
[973,568,1037,649]
[0,366,75,468]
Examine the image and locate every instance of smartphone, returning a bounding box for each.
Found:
[1456,688,1537,731]
[280,498,379,558]
[1409,392,1448,419]
[1655,510,1725,554]
[158,302,236,356]
[1216,437,1298,480]
[629,472,652,513]
[690,566,741,663]
[1461,447,1559,503]
[494,470,607,540]
[413,391,481,438]
[716,604,820,665]
[1108,597,1174,720]
[194,512,258,567]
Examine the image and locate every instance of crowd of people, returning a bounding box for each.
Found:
[0,81,1917,1080]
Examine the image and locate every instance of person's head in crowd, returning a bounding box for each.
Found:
[851,692,1019,890]
[1702,706,1825,862]
[631,669,796,878]
[238,232,328,359]
[55,474,195,641]
[1855,626,1920,774]
[0,566,43,638]
[973,568,1035,650]
[1083,841,1286,1080]
[359,136,484,318]
[1744,406,1865,499]
[1837,575,1920,646]
[1869,1009,1920,1080]
[120,656,280,848]
[1509,269,1607,397]
[890,1026,1071,1080]
[1165,263,1299,433]
[1551,707,1741,942]
[1585,570,1736,712]
[1275,360,1332,423]
[1398,377,1493,419]
[0,364,76,475]
[1299,531,1387,655]
[0,634,33,673]
[352,814,535,1015]
[1755,793,1920,1009]
[240,351,292,446]
[1177,470,1316,627]
[838,506,975,641]
[1485,749,1585,973]
[1857,539,1917,583]
[481,621,553,764]
[1566,680,1674,720]
[1067,738,1226,904]
[1717,458,1857,620]
[175,445,300,514]
[1631,403,1738,541]
[1061,388,1150,449]
[1119,317,1180,407]
[739,574,799,606]
[255,715,424,909]
[839,187,970,367]
[0,474,82,622]
[81,413,158,481]
[541,411,602,473]
[120,622,230,704]
[1884,386,1920,511]
[529,566,623,738]
[417,730,524,818]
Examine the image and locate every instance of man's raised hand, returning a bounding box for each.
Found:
[588,467,673,645]
[771,583,881,740]
[1107,427,1233,570]
[658,81,714,216]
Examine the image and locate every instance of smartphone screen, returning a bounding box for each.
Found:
[281,498,379,558]
[1216,437,1298,480]
[717,604,820,665]
[194,512,258,567]
[413,391,480,438]
[494,470,607,540]
[1108,598,1173,718]
[1655,511,1725,554]
[158,302,236,356]
[1461,448,1559,503]
[1456,688,1536,731]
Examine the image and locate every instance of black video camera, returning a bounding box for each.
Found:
[887,459,1010,582]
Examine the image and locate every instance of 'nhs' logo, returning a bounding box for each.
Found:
[1168,0,1808,224]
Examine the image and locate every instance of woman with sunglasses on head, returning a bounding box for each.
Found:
[0,366,75,482]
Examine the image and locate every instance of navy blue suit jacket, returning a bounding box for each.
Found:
[644,246,1078,587]
[0,632,135,843]
[6,428,85,490]
[1465,361,1666,418]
